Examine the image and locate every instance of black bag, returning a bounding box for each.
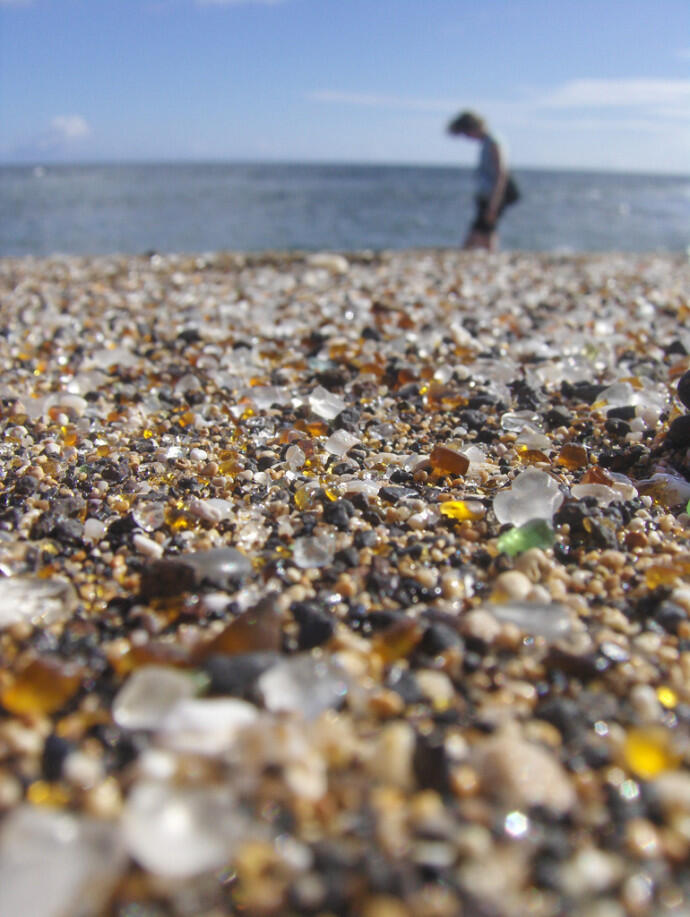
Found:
[503,175,520,206]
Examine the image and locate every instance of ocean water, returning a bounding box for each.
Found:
[1,162,688,257]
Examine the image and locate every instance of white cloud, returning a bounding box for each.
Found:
[537,78,690,111]
[50,115,91,140]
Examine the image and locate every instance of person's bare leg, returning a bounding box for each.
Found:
[463,230,491,250]
[487,230,499,252]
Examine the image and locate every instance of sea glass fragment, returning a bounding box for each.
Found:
[557,443,588,470]
[157,697,258,754]
[623,727,680,779]
[493,469,563,527]
[497,519,556,557]
[487,601,571,639]
[198,596,283,659]
[325,429,359,457]
[429,445,470,476]
[0,806,125,917]
[123,781,248,878]
[292,534,335,569]
[112,665,198,730]
[308,386,345,420]
[440,500,485,521]
[1,658,83,716]
[0,575,78,629]
[256,654,349,719]
[637,474,690,508]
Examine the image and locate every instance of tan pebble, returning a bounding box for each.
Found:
[440,571,465,600]
[200,461,218,477]
[461,609,500,644]
[625,818,660,859]
[491,570,532,601]
[629,684,663,722]
[559,846,625,897]
[652,771,690,814]
[450,765,480,798]
[83,777,123,818]
[598,549,627,571]
[406,884,460,917]
[621,873,654,914]
[475,727,576,814]
[415,670,455,711]
[0,771,22,809]
[526,584,551,603]
[369,721,415,789]
[368,689,405,718]
[361,894,410,917]
[513,547,550,581]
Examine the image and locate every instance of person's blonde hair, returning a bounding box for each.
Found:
[447,111,485,135]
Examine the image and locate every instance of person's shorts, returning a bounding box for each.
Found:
[471,195,507,234]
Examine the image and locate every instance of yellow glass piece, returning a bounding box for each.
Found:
[440,500,484,522]
[142,429,154,439]
[656,686,678,709]
[240,408,255,420]
[623,727,680,780]
[26,781,70,807]
[324,488,338,502]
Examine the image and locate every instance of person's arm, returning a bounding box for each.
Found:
[485,140,508,223]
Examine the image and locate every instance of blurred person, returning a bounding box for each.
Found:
[447,110,519,251]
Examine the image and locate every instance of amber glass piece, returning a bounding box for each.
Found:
[108,641,191,676]
[1,658,82,715]
[581,467,614,486]
[517,447,550,464]
[296,419,329,437]
[396,368,418,386]
[557,443,588,470]
[429,445,470,477]
[195,601,282,661]
[372,618,424,665]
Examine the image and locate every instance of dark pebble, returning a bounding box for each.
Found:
[41,733,73,781]
[666,414,690,448]
[606,405,636,421]
[202,651,281,698]
[413,729,452,794]
[291,601,335,650]
[677,370,690,409]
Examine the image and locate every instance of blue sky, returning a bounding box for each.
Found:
[1,0,689,172]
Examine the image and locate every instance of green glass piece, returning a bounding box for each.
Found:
[687,499,690,515]
[497,518,555,557]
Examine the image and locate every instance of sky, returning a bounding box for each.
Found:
[1,0,689,173]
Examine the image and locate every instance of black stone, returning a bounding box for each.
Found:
[202,651,281,698]
[605,417,631,437]
[292,601,335,650]
[654,600,688,635]
[677,370,690,410]
[413,730,452,794]
[666,414,690,448]
[323,499,355,530]
[607,405,636,421]
[41,733,73,781]
[543,406,573,429]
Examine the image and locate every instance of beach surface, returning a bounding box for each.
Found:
[1,249,690,916]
